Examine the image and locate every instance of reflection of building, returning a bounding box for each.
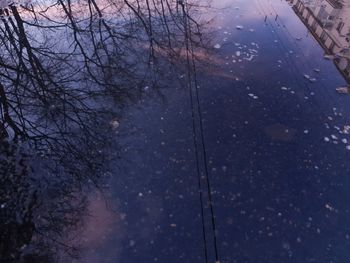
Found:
[288,0,350,83]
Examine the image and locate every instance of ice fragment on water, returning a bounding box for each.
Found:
[331,135,338,140]
[248,93,258,99]
[110,119,120,129]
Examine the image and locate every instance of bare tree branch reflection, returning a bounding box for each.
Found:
[0,0,209,261]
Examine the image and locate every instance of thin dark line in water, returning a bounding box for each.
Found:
[182,1,220,262]
[182,3,209,261]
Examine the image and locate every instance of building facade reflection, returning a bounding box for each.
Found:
[289,0,350,84]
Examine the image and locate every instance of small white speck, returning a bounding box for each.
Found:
[325,203,334,211]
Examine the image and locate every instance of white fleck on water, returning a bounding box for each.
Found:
[331,135,338,140]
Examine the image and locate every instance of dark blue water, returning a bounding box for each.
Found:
[76,1,350,262]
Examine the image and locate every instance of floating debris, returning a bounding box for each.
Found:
[236,25,244,30]
[110,119,120,129]
[336,86,350,94]
[324,137,330,142]
[331,135,338,140]
[214,44,221,49]
[309,78,317,82]
[325,203,334,211]
[248,93,259,99]
[244,54,255,61]
[324,54,334,60]
[344,126,350,134]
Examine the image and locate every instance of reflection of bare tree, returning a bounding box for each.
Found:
[0,0,207,261]
[0,142,37,262]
